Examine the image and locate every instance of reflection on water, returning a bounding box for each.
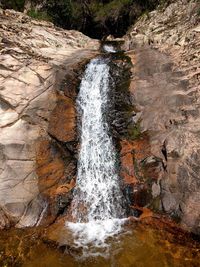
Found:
[0,222,199,267]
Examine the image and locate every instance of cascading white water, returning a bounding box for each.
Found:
[103,44,116,53]
[66,55,126,257]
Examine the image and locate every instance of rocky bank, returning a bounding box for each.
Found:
[0,9,99,229]
[122,0,200,234]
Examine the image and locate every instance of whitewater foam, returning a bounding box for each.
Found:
[103,44,116,53]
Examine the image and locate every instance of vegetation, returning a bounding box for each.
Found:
[0,0,166,38]
[90,0,133,20]
[128,121,141,140]
[27,9,51,21]
[0,0,25,11]
[46,0,73,28]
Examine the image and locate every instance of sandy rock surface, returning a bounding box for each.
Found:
[123,0,200,234]
[0,8,99,228]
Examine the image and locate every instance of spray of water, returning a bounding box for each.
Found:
[66,55,126,257]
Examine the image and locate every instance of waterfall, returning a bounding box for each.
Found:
[103,44,116,53]
[66,54,126,256]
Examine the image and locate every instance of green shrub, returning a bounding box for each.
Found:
[128,121,141,140]
[27,9,52,21]
[90,0,133,21]
[1,0,25,11]
[46,0,73,28]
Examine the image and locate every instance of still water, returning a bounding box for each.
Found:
[0,221,199,267]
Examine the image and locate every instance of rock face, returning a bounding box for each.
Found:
[0,8,99,228]
[123,0,200,234]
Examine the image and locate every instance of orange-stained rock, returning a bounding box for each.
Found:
[121,151,135,177]
[120,170,137,185]
[120,140,136,186]
[120,125,163,210]
[120,134,152,186]
[36,137,76,225]
[131,135,151,161]
[36,138,65,192]
[55,179,76,195]
[130,205,153,220]
[48,95,76,143]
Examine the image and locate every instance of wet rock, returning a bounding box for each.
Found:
[120,133,164,214]
[48,96,76,143]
